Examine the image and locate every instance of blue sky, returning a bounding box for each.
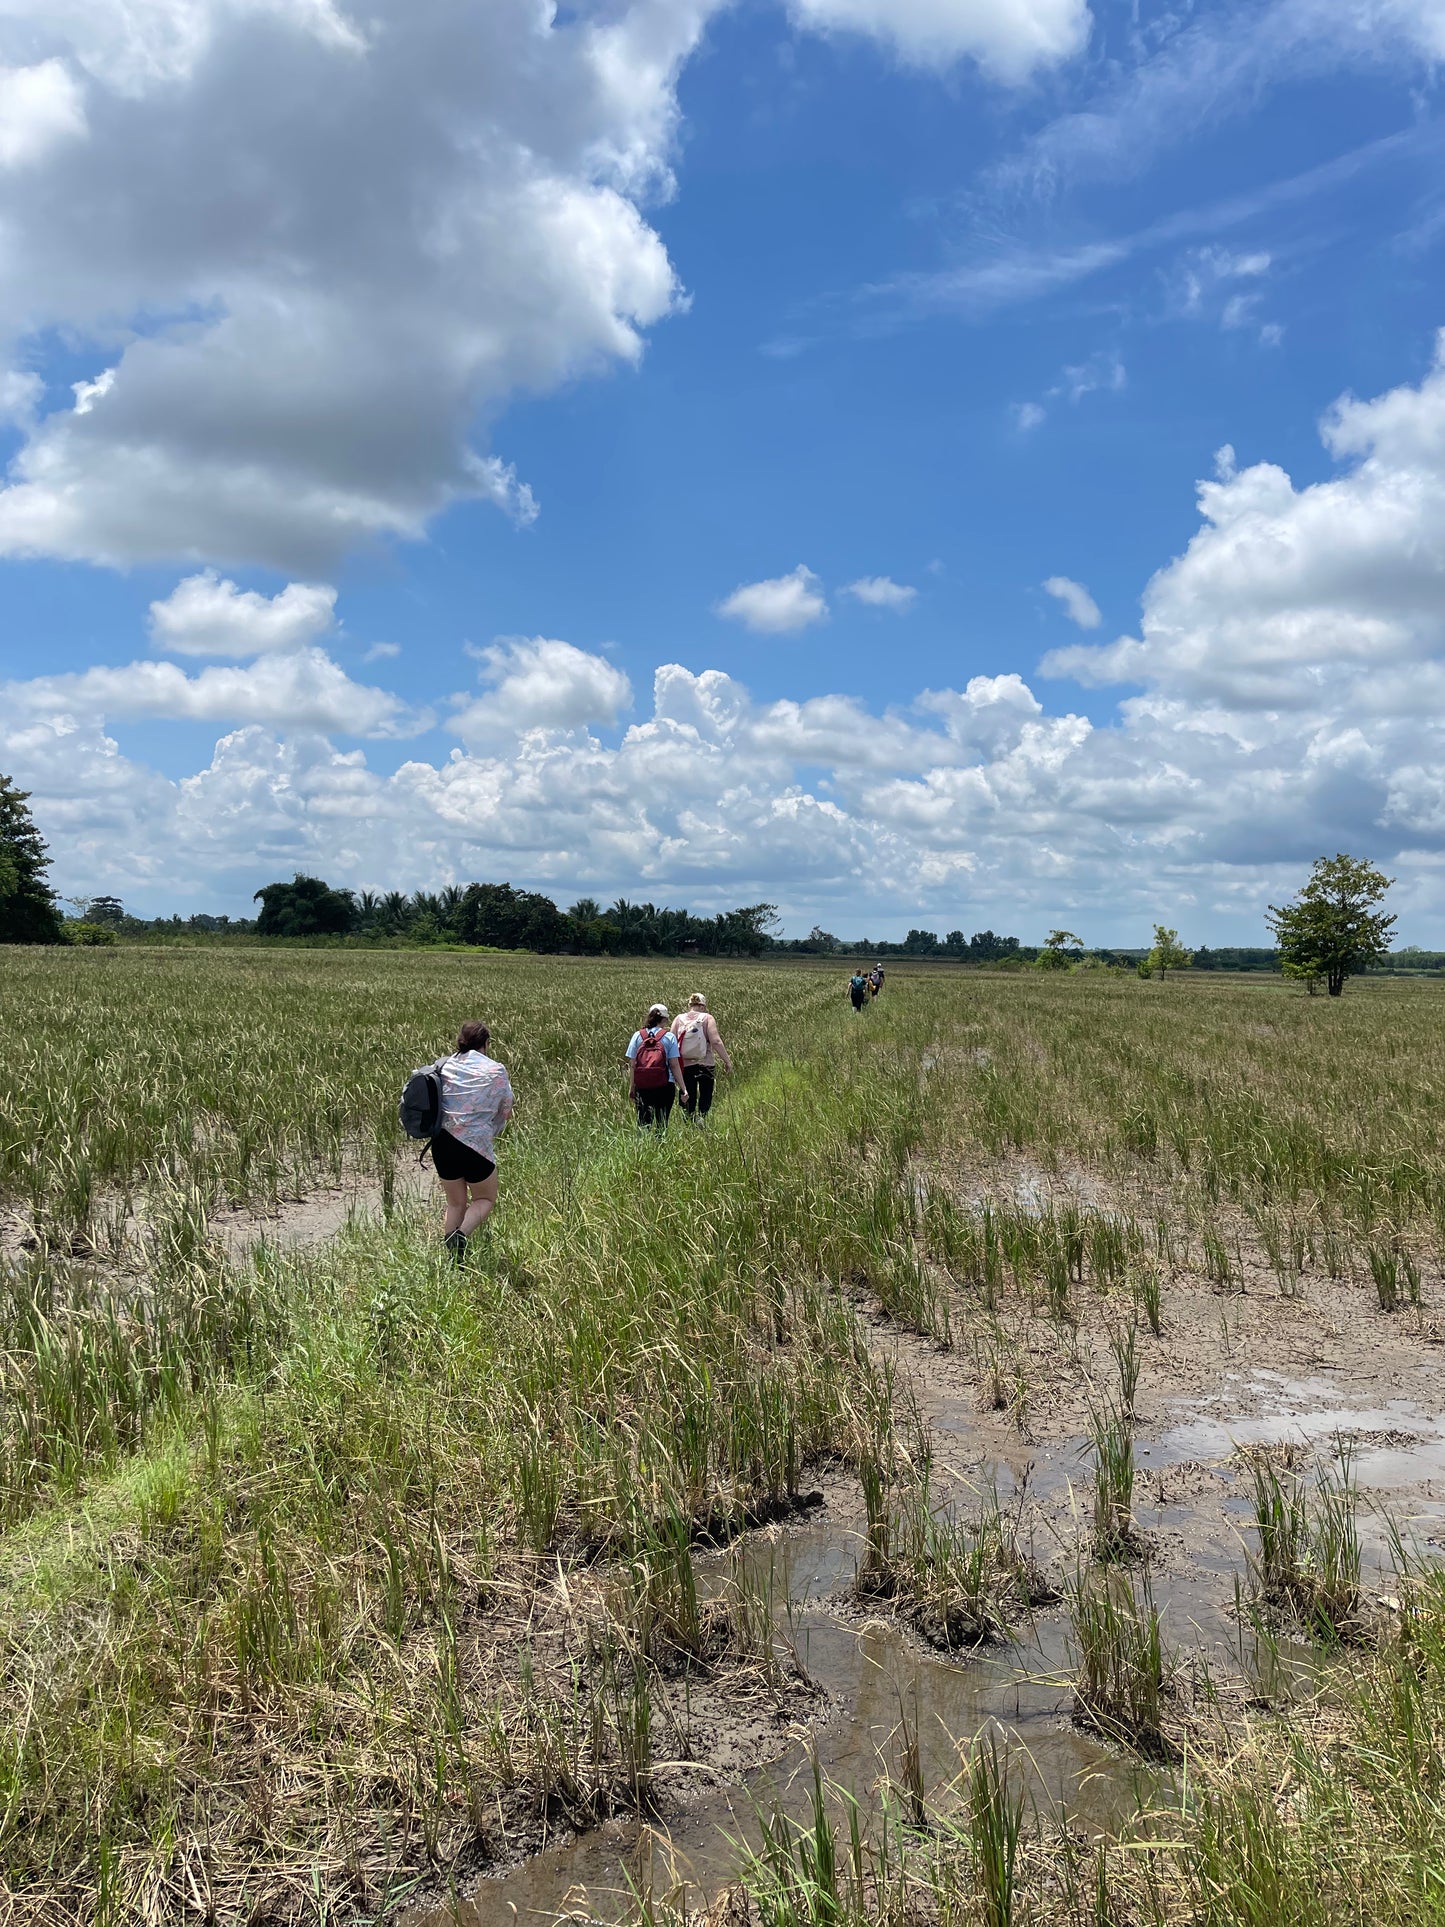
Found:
[2,0,1445,943]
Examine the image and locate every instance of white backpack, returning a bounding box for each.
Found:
[678,1015,709,1064]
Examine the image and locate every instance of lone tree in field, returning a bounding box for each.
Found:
[0,773,64,944]
[1147,924,1193,979]
[1267,853,1395,997]
[1038,928,1083,970]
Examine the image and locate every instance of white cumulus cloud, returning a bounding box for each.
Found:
[453,636,634,742]
[845,576,917,610]
[718,565,828,634]
[786,0,1090,79]
[0,0,707,573]
[1043,333,1445,708]
[1043,575,1101,629]
[4,651,426,739]
[149,571,338,658]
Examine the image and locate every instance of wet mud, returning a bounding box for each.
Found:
[416,1190,1445,1927]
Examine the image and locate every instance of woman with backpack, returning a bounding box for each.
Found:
[625,1003,689,1130]
[672,992,733,1120]
[433,1020,513,1263]
[849,971,869,1012]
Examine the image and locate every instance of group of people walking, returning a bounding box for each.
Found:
[421,968,887,1263]
[849,963,885,1011]
[624,993,733,1130]
[416,992,734,1264]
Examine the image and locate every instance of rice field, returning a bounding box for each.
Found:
[4,946,1445,1924]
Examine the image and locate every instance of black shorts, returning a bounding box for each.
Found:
[431,1129,496,1184]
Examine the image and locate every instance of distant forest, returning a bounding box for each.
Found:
[60,873,1309,968]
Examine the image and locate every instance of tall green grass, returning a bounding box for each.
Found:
[7,952,1445,1920]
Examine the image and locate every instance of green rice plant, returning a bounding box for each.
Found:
[1402,1243,1423,1307]
[1247,1454,1310,1601]
[865,1472,1046,1648]
[740,1757,856,1927]
[1108,1321,1140,1418]
[1203,1227,1235,1291]
[964,1728,1025,1927]
[1089,1397,1135,1561]
[1041,1236,1073,1323]
[599,1632,655,1807]
[975,1331,1009,1412]
[1132,1256,1164,1335]
[1071,1570,1171,1756]
[1247,1449,1361,1638]
[512,1413,563,1554]
[1368,1241,1400,1312]
[1086,1211,1133,1291]
[892,1687,926,1829]
[1184,1778,1332,1927]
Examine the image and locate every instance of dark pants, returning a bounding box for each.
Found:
[850,990,867,1011]
[634,1084,676,1130]
[682,1064,715,1116]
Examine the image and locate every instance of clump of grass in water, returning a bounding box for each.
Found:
[1072,1569,1173,1757]
[1247,1447,1361,1638]
[859,1469,1050,1650]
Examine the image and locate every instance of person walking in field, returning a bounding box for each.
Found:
[626,1003,689,1130]
[849,970,869,1012]
[869,964,884,998]
[432,1020,512,1264]
[672,992,733,1120]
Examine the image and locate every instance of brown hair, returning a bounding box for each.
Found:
[455,1020,491,1053]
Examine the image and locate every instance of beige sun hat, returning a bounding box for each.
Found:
[688,992,707,1009]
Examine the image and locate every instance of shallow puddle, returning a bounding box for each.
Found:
[450,1517,1130,1927]
[415,1362,1431,1926]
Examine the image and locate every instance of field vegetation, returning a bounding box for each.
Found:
[3,947,1445,1922]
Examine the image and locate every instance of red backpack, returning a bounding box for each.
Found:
[632,1027,671,1089]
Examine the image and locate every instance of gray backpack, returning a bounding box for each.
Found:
[399,1059,445,1139]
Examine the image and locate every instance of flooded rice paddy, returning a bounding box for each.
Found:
[437,1340,1438,1926]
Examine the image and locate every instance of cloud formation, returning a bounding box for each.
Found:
[13,336,1445,935]
[786,0,1090,78]
[0,0,706,573]
[718,565,829,634]
[149,572,338,658]
[1043,575,1101,629]
[845,576,917,610]
[4,651,426,739]
[453,637,634,743]
[0,0,1090,581]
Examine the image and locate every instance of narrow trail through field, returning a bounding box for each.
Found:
[158,1006,1445,1927]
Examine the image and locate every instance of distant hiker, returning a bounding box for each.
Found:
[432,1020,512,1264]
[849,971,869,1012]
[626,1003,689,1130]
[869,965,884,998]
[672,992,733,1120]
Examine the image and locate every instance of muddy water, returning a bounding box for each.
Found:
[451,1518,1130,1927]
[419,1366,1432,1927]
